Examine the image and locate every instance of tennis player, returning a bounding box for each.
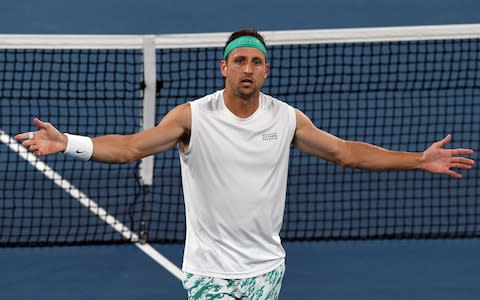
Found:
[16,29,475,300]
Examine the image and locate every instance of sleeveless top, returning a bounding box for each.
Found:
[179,90,296,278]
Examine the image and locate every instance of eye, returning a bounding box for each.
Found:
[253,58,263,65]
[234,57,245,64]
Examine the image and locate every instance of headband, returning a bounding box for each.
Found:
[223,36,268,59]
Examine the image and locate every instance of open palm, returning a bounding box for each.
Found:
[421,134,474,178]
[15,118,67,156]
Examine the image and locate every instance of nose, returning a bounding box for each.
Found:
[243,62,253,74]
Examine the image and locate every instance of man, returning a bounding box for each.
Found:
[16,29,474,299]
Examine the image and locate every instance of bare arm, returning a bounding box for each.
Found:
[90,103,191,163]
[16,103,191,164]
[293,109,475,178]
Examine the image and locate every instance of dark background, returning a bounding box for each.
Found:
[1,0,480,34]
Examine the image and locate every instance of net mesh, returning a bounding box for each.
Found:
[0,49,145,245]
[1,28,479,246]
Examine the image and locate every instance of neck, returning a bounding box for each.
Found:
[223,89,260,118]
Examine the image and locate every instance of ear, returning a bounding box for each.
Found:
[264,63,270,79]
[220,59,227,77]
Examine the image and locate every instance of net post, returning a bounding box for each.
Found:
[139,35,156,186]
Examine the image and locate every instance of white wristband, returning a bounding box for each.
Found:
[64,133,93,161]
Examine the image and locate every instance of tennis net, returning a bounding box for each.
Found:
[0,24,479,246]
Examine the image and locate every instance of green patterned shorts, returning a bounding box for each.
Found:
[182,263,286,300]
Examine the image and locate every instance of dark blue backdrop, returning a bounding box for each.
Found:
[1,0,480,34]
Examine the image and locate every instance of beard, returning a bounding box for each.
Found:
[233,81,260,100]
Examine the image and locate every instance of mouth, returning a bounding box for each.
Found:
[240,78,254,87]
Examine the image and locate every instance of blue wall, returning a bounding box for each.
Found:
[1,0,480,34]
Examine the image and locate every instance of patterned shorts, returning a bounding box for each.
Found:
[182,263,286,300]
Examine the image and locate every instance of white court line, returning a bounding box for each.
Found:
[0,129,184,281]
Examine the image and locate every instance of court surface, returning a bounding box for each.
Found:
[1,239,478,299]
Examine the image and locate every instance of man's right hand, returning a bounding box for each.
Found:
[15,118,68,156]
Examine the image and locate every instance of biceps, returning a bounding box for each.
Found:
[294,127,345,162]
[293,110,346,163]
[133,118,185,156]
[130,104,190,157]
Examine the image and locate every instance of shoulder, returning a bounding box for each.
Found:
[294,108,313,129]
[260,92,295,111]
[162,102,192,132]
[170,90,223,129]
[261,93,297,135]
[260,93,296,124]
[170,90,222,121]
[191,90,223,109]
[186,90,224,115]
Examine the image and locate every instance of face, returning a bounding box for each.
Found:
[220,47,269,99]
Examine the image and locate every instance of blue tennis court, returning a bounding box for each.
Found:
[1,240,479,299]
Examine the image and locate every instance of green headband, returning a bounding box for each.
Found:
[223,36,268,59]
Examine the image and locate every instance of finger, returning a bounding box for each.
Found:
[445,169,462,179]
[449,148,474,155]
[15,117,44,141]
[450,163,473,170]
[15,132,31,141]
[451,157,475,166]
[33,117,48,130]
[436,134,452,147]
[16,131,36,142]
[28,143,38,153]
[22,140,34,148]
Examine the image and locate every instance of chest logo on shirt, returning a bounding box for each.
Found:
[262,132,278,141]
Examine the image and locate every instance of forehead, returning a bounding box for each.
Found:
[228,47,266,60]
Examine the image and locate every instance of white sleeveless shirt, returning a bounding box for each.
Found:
[179,90,296,278]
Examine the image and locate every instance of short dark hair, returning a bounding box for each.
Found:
[223,28,267,61]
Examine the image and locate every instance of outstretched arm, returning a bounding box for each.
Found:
[16,103,191,163]
[293,109,474,178]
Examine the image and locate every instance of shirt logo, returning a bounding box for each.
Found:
[262,132,278,141]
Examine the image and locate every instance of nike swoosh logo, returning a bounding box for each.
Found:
[76,150,85,154]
